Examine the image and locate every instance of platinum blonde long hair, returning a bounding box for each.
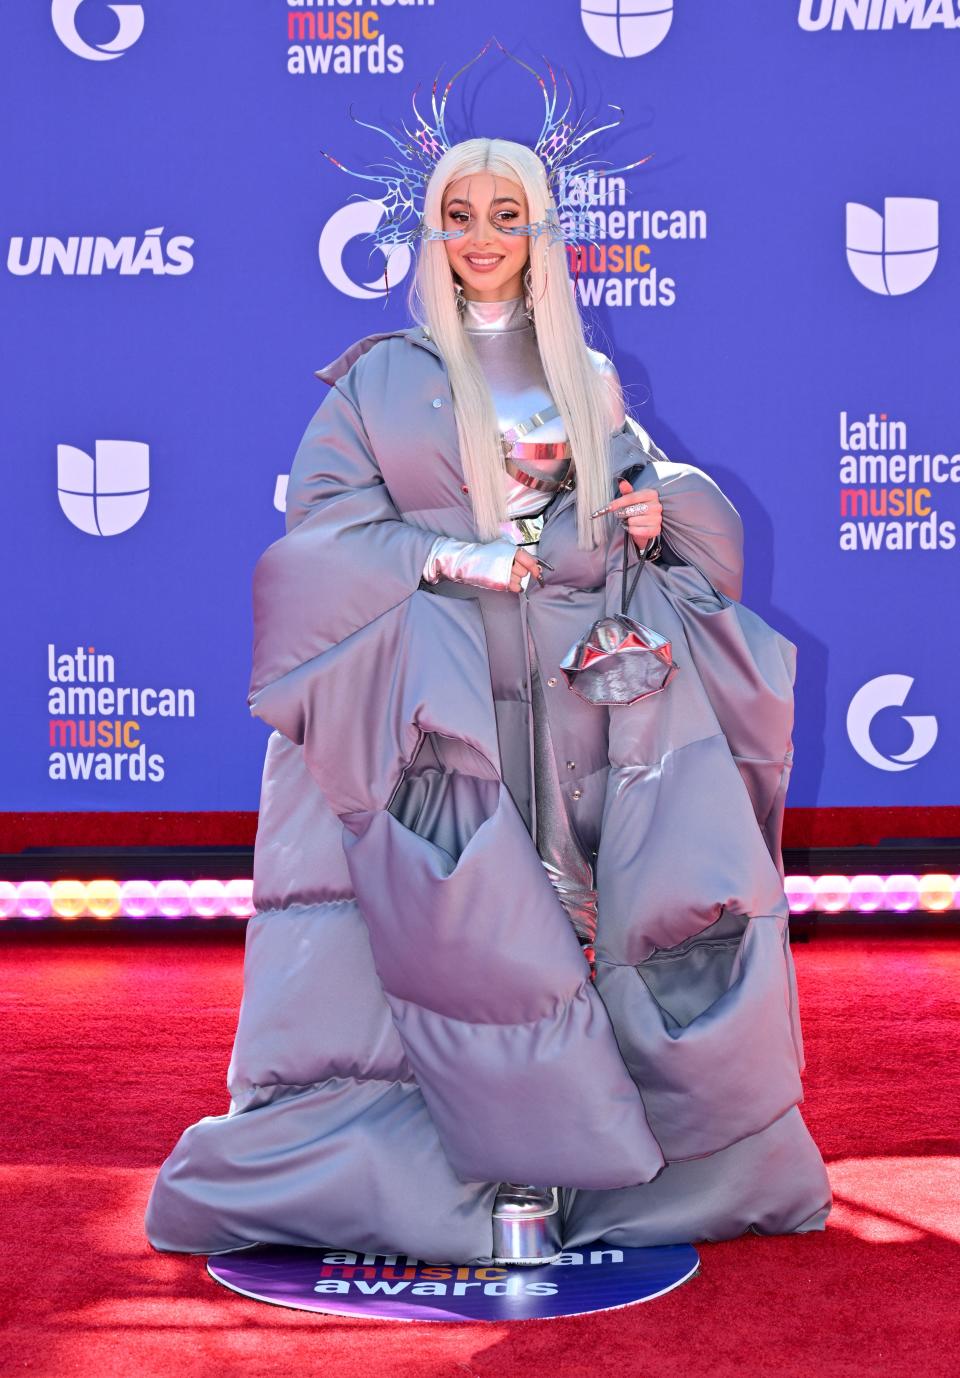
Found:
[407,138,615,550]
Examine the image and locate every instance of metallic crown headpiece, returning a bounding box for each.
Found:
[319,35,652,253]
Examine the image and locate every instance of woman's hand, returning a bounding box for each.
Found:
[594,478,663,551]
[420,536,549,594]
[509,547,545,593]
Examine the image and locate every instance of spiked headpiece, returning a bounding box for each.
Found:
[319,36,652,252]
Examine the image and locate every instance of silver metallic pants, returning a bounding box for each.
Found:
[527,626,598,944]
[388,577,599,947]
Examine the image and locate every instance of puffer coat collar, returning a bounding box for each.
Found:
[313,323,654,521]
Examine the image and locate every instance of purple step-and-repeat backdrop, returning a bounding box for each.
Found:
[2,2,958,815]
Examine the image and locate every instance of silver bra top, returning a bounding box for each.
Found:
[460,294,624,522]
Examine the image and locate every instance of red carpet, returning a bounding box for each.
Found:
[2,932,958,1377]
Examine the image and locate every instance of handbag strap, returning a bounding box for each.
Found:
[621,528,647,615]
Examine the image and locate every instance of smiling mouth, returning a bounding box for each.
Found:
[464,253,504,270]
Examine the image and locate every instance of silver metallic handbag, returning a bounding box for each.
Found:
[559,529,678,706]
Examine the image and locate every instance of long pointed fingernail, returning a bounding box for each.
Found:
[591,506,612,519]
[536,557,555,570]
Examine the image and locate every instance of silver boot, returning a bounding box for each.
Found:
[491,1183,562,1266]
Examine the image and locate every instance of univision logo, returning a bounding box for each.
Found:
[57,440,150,536]
[52,0,145,60]
[580,1,673,58]
[799,0,960,28]
[846,198,938,295]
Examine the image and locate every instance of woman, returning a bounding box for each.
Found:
[145,138,831,1267]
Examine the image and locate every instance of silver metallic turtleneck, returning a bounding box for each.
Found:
[420,292,624,592]
[460,293,571,522]
[458,293,531,335]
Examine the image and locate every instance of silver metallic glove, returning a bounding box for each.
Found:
[421,535,518,591]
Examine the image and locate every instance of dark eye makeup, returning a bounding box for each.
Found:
[445,208,521,226]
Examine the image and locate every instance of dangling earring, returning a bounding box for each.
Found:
[522,265,534,318]
[454,281,466,320]
[526,249,549,314]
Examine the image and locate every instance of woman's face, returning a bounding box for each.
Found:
[440,170,531,302]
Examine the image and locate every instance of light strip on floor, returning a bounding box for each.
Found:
[0,875,958,920]
[784,873,958,914]
[0,878,255,920]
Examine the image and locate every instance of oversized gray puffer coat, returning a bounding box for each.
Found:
[144,324,832,1263]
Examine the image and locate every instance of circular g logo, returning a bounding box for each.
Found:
[52,1,145,61]
[846,675,938,772]
[318,200,412,301]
